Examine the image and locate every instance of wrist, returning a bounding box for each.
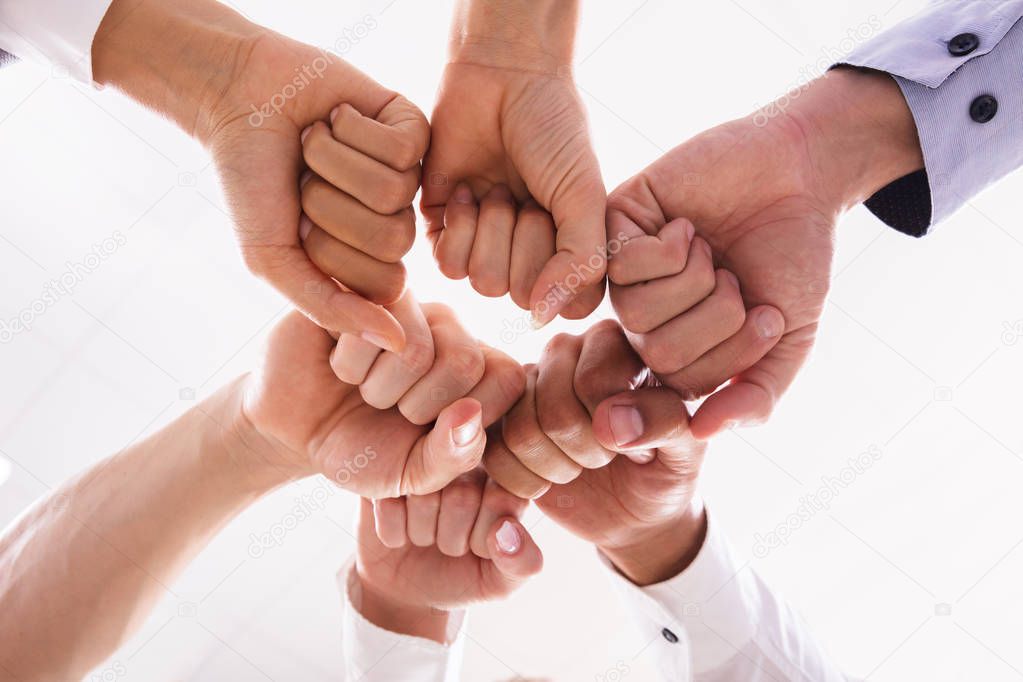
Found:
[600,499,707,587]
[211,378,305,494]
[93,0,264,144]
[788,67,924,211]
[449,0,578,73]
[350,567,457,645]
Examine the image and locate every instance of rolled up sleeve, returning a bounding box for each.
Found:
[839,0,1023,236]
[0,0,115,82]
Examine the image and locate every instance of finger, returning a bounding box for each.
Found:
[464,344,527,427]
[436,469,486,557]
[535,333,615,469]
[357,498,390,564]
[690,325,813,440]
[330,98,430,172]
[483,517,543,589]
[663,305,785,400]
[302,216,407,305]
[468,184,516,297]
[402,397,485,496]
[501,366,583,485]
[303,121,420,215]
[572,319,647,414]
[592,387,703,468]
[557,278,606,320]
[469,477,528,559]
[529,169,607,325]
[509,202,556,311]
[240,241,404,353]
[372,497,408,549]
[482,426,552,500]
[302,177,416,263]
[626,269,747,375]
[612,236,715,334]
[405,491,441,547]
[358,292,434,409]
[330,333,382,385]
[398,303,485,425]
[433,183,479,280]
[607,218,695,285]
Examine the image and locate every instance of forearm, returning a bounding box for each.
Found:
[449,0,579,71]
[92,0,263,143]
[0,378,290,681]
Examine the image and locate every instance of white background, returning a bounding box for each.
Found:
[3,0,1023,680]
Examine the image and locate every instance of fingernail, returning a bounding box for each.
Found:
[685,221,695,242]
[452,416,481,447]
[531,284,565,328]
[453,184,473,204]
[609,405,644,447]
[300,170,313,188]
[299,215,314,241]
[724,270,740,289]
[361,331,392,350]
[330,106,340,124]
[300,125,313,144]
[756,309,783,339]
[495,520,521,554]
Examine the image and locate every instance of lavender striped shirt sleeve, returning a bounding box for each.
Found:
[840,0,1023,237]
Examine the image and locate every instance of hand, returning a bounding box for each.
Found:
[422,0,606,324]
[351,470,541,643]
[298,98,428,309]
[240,309,524,498]
[607,68,924,439]
[329,291,491,426]
[484,320,709,585]
[482,267,752,494]
[93,0,429,352]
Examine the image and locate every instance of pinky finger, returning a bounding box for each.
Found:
[373,497,408,549]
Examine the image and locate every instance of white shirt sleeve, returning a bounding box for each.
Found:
[598,511,849,682]
[0,0,115,82]
[338,561,467,682]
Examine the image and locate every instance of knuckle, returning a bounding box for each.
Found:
[447,344,486,387]
[502,421,547,460]
[469,271,508,298]
[373,210,416,262]
[491,359,527,406]
[391,136,421,171]
[538,408,586,448]
[400,335,436,376]
[300,178,331,216]
[368,264,407,305]
[641,338,682,375]
[443,484,481,515]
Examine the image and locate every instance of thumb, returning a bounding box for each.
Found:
[690,325,815,440]
[528,161,607,326]
[592,387,703,469]
[401,398,485,496]
[482,517,543,595]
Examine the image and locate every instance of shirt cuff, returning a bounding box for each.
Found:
[597,511,759,679]
[0,0,115,83]
[837,0,1023,235]
[339,561,466,682]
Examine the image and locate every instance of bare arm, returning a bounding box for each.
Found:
[0,380,292,681]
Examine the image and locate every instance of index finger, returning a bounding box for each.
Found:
[331,96,430,172]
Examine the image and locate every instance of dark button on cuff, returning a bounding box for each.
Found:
[661,627,679,643]
[970,94,998,123]
[948,32,980,56]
